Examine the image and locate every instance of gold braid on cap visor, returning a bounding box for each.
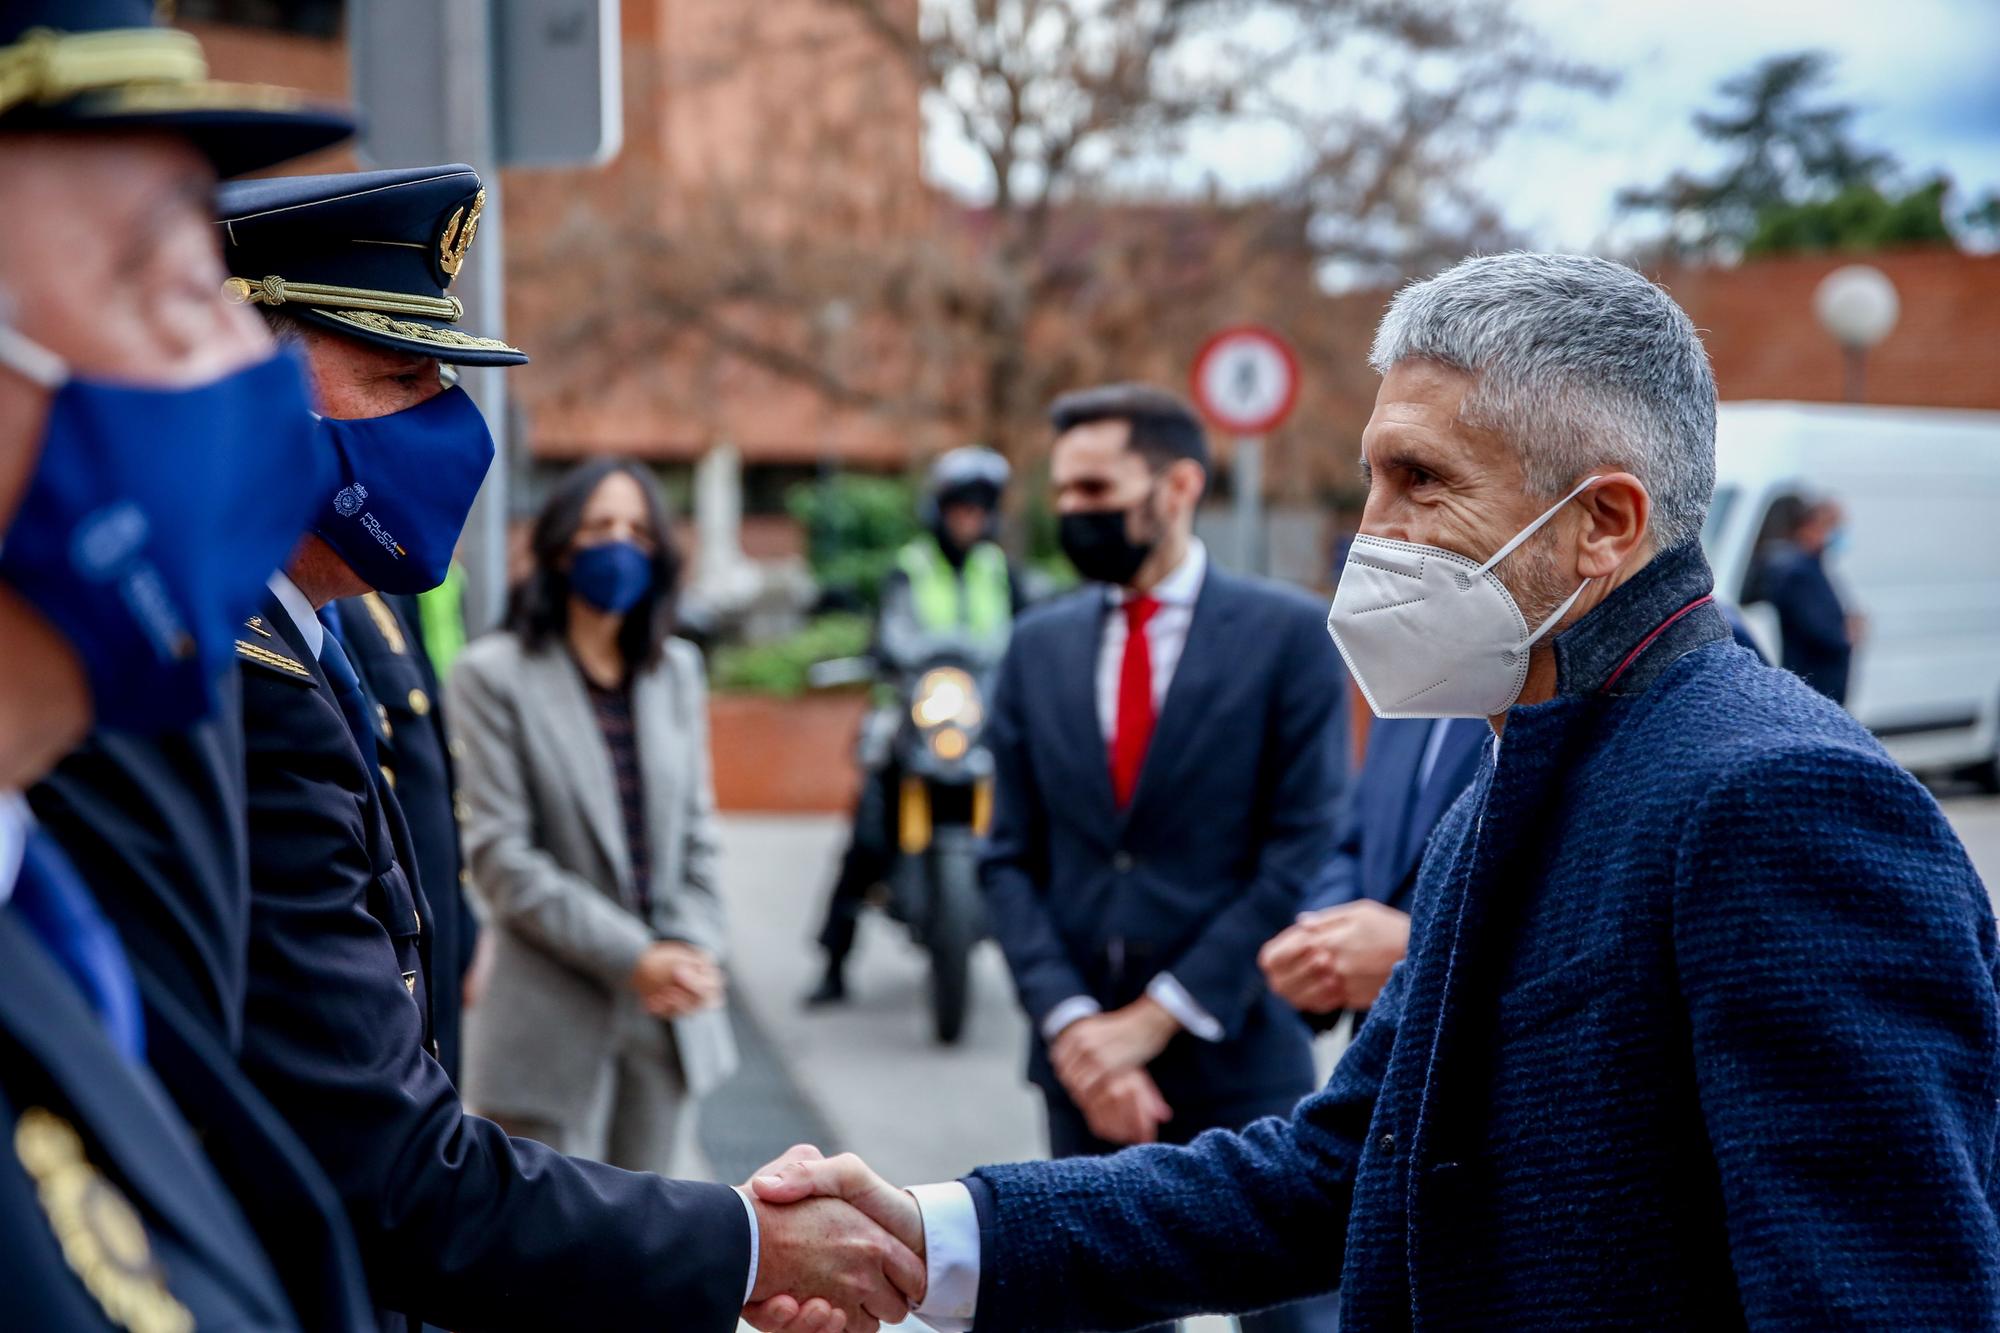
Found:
[0,27,208,115]
[223,276,467,323]
[224,276,523,355]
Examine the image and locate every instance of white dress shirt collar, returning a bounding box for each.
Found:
[267,570,324,660]
[0,792,28,908]
[1113,537,1207,608]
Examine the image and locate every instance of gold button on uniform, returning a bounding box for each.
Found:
[408,687,430,716]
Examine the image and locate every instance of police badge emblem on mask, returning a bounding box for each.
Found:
[313,385,495,595]
[1326,476,1601,719]
[0,323,332,733]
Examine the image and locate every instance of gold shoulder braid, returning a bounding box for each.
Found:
[15,1108,194,1333]
[235,639,315,681]
[359,592,408,655]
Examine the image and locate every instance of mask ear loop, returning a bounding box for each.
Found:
[1477,474,1604,659]
[1475,473,1604,579]
[0,323,68,390]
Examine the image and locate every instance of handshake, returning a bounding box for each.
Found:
[739,1146,928,1333]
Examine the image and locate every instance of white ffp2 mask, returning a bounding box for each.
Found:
[1326,476,1601,719]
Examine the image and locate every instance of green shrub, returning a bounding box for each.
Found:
[710,613,873,697]
[788,474,920,609]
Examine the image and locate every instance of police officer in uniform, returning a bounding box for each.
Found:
[202,164,921,1333]
[0,3,373,1328]
[808,446,1024,1004]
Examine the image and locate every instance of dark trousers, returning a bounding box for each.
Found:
[1044,1087,1341,1333]
[816,761,900,964]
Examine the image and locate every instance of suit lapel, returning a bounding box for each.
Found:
[523,647,630,891]
[1124,570,1236,822]
[631,657,689,918]
[1393,720,1489,886]
[1049,595,1119,828]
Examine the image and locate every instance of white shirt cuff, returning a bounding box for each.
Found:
[909,1181,981,1332]
[1147,972,1224,1043]
[1040,994,1103,1043]
[732,1186,761,1306]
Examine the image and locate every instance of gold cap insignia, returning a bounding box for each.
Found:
[439,189,485,279]
[15,1108,194,1333]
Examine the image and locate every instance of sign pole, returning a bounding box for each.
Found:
[1234,435,1264,575]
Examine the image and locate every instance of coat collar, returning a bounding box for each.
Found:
[1550,540,1728,699]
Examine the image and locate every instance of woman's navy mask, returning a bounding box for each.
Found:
[569,539,654,615]
[314,384,493,595]
[0,326,331,732]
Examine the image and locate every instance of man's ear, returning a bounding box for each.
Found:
[1573,472,1650,579]
[1168,457,1209,510]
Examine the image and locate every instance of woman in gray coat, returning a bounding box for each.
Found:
[448,459,736,1175]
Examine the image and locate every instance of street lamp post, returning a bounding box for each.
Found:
[1812,264,1900,404]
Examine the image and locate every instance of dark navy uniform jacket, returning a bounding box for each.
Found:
[0,906,303,1332]
[31,687,376,1332]
[239,588,751,1332]
[333,592,477,1081]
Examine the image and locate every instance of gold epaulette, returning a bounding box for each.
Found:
[235,638,315,681]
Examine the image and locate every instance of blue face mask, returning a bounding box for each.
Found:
[1824,529,1849,558]
[0,326,330,732]
[314,384,493,595]
[569,539,654,614]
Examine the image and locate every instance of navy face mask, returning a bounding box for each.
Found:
[0,325,330,732]
[314,384,493,595]
[569,539,654,614]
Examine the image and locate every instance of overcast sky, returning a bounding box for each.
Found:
[1491,0,2000,250]
[921,0,2000,255]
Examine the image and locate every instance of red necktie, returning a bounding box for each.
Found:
[1111,595,1160,809]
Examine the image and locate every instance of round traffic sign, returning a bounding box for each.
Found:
[1191,325,1300,436]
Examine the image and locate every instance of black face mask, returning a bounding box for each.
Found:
[1059,493,1158,586]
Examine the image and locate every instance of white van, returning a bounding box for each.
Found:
[1701,401,2000,786]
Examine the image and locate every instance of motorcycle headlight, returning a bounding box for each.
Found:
[911,667,982,731]
[930,727,970,761]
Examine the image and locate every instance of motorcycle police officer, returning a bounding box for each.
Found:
[808,446,1025,1005]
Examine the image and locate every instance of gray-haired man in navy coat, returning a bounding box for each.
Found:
[745,254,1999,1333]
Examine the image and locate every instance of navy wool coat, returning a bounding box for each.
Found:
[962,541,2000,1331]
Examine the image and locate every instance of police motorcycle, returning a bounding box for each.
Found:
[813,626,998,1044]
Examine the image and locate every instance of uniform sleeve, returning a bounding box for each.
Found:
[238,668,752,1332]
[446,648,654,989]
[1673,743,2000,1328]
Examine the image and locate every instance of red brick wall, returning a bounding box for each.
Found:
[1656,249,2000,410]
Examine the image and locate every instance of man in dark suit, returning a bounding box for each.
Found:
[203,165,916,1333]
[0,5,372,1326]
[1760,498,1857,704]
[975,384,1347,1333]
[1259,717,1486,1023]
[331,590,479,1079]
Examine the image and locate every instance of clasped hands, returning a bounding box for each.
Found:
[739,1145,927,1333]
[1050,995,1179,1146]
[628,939,724,1018]
[1258,899,1410,1014]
